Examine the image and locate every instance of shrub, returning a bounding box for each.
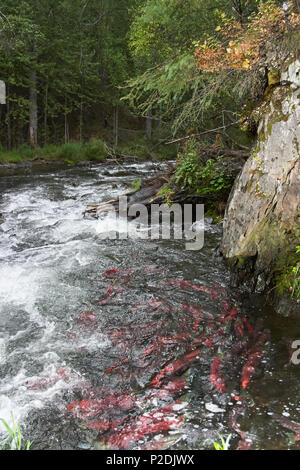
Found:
[56,142,83,163]
[83,139,107,161]
[174,145,234,197]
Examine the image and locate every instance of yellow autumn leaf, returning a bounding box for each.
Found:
[242,60,250,69]
[215,26,221,31]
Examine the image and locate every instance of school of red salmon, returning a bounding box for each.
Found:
[26,266,298,449]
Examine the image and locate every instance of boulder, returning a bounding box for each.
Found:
[222,59,300,299]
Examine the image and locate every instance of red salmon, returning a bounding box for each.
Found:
[77,311,95,325]
[241,350,263,389]
[103,402,184,449]
[151,348,201,387]
[210,357,226,393]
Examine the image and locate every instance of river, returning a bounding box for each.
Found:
[0,161,300,450]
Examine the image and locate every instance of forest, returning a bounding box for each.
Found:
[0,0,297,158]
[0,0,300,453]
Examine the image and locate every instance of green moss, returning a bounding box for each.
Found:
[264,86,292,136]
[254,181,269,199]
[267,69,280,86]
[246,178,253,193]
[258,128,267,143]
[275,247,300,300]
[237,256,245,267]
[239,217,300,299]
[225,225,300,300]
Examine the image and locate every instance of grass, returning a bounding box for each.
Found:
[0,135,176,165]
[0,139,108,165]
[0,413,32,450]
[212,434,232,450]
[204,433,232,450]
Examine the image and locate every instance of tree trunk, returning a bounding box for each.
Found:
[64,95,69,144]
[64,113,69,144]
[79,99,83,143]
[44,80,48,145]
[292,0,300,13]
[114,106,119,149]
[6,84,11,151]
[231,0,244,24]
[29,70,38,147]
[146,109,152,140]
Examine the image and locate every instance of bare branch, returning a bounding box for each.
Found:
[165,121,240,145]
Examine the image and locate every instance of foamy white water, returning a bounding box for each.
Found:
[0,161,169,446]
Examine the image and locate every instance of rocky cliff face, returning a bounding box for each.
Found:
[222,59,300,304]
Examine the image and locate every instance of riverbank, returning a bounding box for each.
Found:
[0,136,177,167]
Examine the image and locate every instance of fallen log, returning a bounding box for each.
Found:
[83,146,249,219]
[83,171,172,218]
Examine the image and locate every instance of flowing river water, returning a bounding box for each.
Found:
[0,160,300,450]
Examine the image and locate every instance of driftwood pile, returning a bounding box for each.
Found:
[83,147,249,219]
[83,172,173,219]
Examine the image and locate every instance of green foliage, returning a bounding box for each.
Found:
[82,139,107,161]
[0,0,139,148]
[0,139,108,164]
[174,142,235,196]
[204,433,232,450]
[0,134,177,164]
[130,178,143,193]
[174,149,202,189]
[117,135,151,159]
[116,134,176,160]
[158,185,175,206]
[129,0,245,63]
[123,53,207,134]
[276,246,300,300]
[0,413,32,450]
[195,158,234,195]
[0,0,262,149]
[211,434,232,450]
[123,46,253,137]
[124,0,261,139]
[56,143,83,163]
